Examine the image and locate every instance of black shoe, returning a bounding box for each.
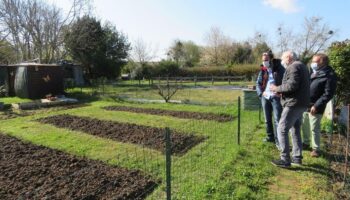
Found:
[291,159,302,166]
[271,159,291,168]
[263,137,275,143]
[302,143,311,151]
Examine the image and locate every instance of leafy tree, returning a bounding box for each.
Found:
[168,40,200,67]
[167,40,185,66]
[231,42,253,64]
[64,16,130,78]
[156,60,179,77]
[0,40,16,63]
[252,42,271,63]
[328,39,350,106]
[182,41,201,67]
[64,15,104,78]
[101,23,131,77]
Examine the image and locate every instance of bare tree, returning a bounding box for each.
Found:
[157,80,181,103]
[204,26,225,65]
[130,38,158,66]
[0,0,91,63]
[297,16,334,63]
[276,23,294,56]
[249,31,269,47]
[276,17,334,63]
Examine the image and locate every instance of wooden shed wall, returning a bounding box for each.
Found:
[26,65,64,99]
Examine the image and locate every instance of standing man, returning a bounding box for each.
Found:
[256,51,285,149]
[302,53,337,157]
[270,51,310,168]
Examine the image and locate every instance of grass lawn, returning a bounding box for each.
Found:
[0,96,31,104]
[66,81,245,105]
[0,86,338,199]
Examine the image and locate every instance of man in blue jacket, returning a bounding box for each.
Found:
[256,51,285,149]
[302,53,337,157]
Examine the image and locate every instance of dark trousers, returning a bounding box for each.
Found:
[261,96,282,144]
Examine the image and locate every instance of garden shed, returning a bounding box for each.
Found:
[13,63,64,99]
[0,65,17,96]
[59,60,85,86]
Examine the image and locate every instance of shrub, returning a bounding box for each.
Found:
[328,40,350,106]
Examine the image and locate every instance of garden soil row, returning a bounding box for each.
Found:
[104,106,233,122]
[0,133,158,200]
[38,114,206,155]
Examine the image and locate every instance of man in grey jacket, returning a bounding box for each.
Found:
[270,51,310,168]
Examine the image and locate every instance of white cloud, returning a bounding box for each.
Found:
[263,0,301,13]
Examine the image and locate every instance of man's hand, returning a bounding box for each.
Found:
[310,106,317,115]
[269,84,277,93]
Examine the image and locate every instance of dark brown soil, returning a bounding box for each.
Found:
[104,106,233,122]
[37,114,206,155]
[0,133,158,200]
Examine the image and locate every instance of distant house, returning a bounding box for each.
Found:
[121,73,130,80]
[0,63,65,99]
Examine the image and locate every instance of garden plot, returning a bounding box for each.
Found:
[38,114,206,155]
[0,133,158,200]
[104,105,233,122]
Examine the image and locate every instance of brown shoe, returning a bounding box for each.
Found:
[310,150,320,157]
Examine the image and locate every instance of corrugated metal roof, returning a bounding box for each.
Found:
[8,63,61,67]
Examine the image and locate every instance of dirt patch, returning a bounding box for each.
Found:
[104,106,233,122]
[0,110,29,120]
[37,114,206,155]
[0,133,158,200]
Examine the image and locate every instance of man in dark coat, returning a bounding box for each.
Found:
[302,53,337,157]
[256,51,285,149]
[270,51,310,168]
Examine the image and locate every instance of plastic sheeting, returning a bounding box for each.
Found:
[14,66,28,98]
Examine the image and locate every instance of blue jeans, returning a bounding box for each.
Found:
[261,96,282,145]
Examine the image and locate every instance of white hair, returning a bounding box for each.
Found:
[282,50,298,61]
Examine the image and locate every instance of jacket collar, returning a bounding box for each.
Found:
[311,66,332,79]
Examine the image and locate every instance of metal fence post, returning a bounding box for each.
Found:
[165,127,171,200]
[238,96,241,145]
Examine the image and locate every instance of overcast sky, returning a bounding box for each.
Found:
[49,0,350,60]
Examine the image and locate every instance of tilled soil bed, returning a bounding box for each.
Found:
[38,114,206,155]
[0,133,158,200]
[104,106,233,122]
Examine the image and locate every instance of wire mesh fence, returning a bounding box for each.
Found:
[64,79,246,106]
[324,104,350,198]
[61,79,264,199]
